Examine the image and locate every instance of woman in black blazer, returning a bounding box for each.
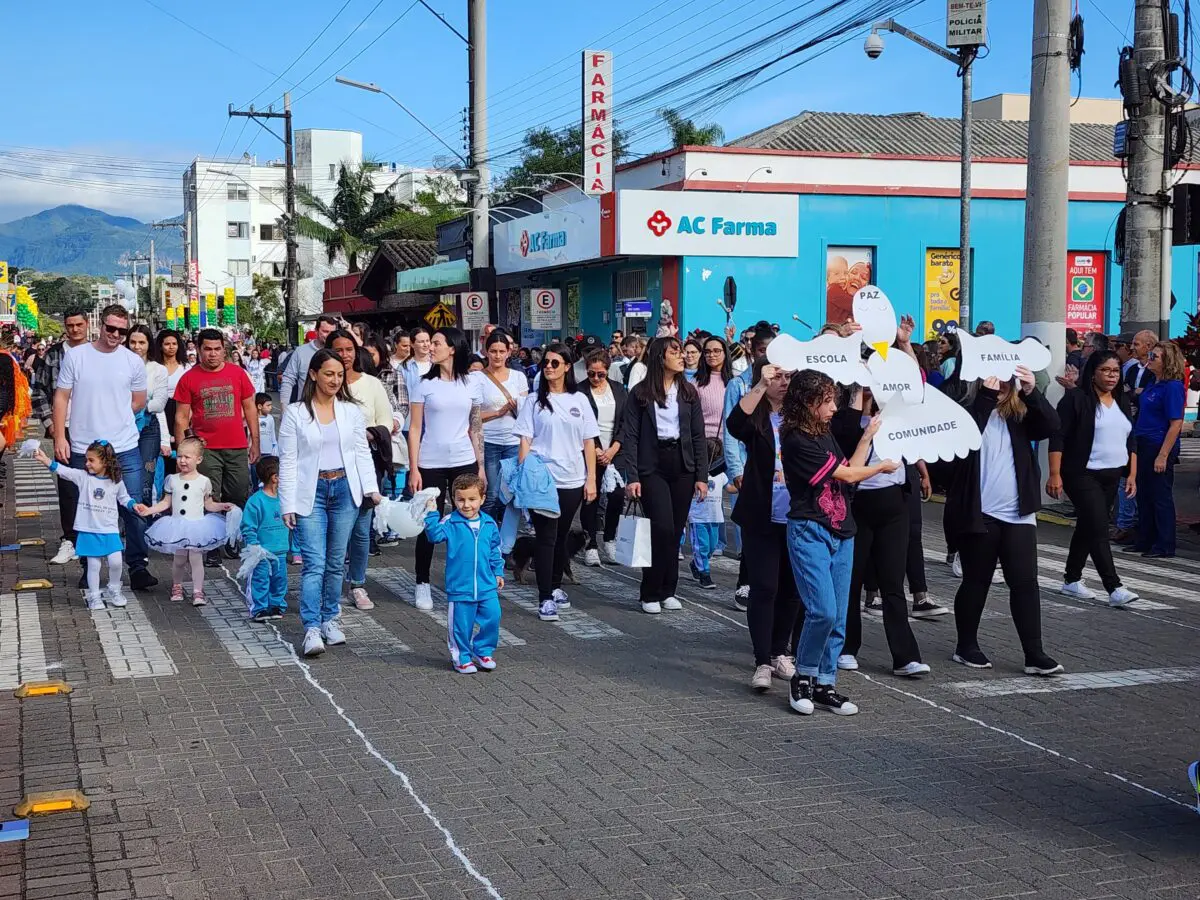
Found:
[616,337,708,615]
[725,359,803,693]
[1047,350,1139,607]
[579,349,629,565]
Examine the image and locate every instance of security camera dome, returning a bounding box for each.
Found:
[864,32,884,59]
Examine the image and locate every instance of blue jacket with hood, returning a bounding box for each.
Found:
[422,509,503,603]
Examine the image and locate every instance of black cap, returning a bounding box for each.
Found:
[1115,332,1135,345]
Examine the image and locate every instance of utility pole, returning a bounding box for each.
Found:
[152,218,189,314]
[229,96,297,346]
[467,0,494,304]
[1020,0,1072,390]
[148,239,155,317]
[1122,0,1169,335]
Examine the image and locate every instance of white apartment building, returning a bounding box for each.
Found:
[183,128,453,318]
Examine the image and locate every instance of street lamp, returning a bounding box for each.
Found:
[740,166,774,191]
[335,76,467,166]
[867,20,980,332]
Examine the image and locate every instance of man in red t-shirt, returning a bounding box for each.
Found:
[174,330,260,556]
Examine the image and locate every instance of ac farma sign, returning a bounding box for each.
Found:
[610,190,798,258]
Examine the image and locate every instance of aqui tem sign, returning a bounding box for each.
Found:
[947,0,987,47]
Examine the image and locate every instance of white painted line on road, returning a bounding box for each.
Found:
[1037,544,1200,603]
[0,593,47,689]
[944,666,1200,698]
[192,579,293,669]
[499,579,626,639]
[369,567,526,646]
[87,593,178,679]
[570,567,731,634]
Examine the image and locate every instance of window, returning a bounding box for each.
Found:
[270,262,286,277]
[615,269,647,301]
[227,221,249,239]
[329,164,336,180]
[227,260,250,276]
[259,224,278,241]
[226,183,248,201]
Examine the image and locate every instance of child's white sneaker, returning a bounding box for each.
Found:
[85,592,105,611]
[320,619,346,646]
[105,587,128,608]
[454,660,478,674]
[302,627,325,657]
[471,655,497,671]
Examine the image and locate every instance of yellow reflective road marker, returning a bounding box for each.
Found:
[13,680,72,699]
[17,539,45,547]
[12,579,52,591]
[14,511,39,518]
[14,790,90,816]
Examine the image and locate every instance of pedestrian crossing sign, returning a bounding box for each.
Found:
[1072,275,1095,302]
[423,302,457,328]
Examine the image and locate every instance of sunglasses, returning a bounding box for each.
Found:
[544,359,564,369]
[587,370,607,379]
[104,323,130,337]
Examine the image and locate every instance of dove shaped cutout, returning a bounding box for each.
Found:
[852,284,898,360]
[766,332,869,387]
[957,331,1052,383]
[872,387,983,464]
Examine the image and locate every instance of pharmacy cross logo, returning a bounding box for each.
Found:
[519,230,530,257]
[647,209,672,237]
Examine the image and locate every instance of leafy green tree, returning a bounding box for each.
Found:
[36,314,63,340]
[660,108,724,148]
[243,274,286,344]
[26,274,95,314]
[497,125,629,199]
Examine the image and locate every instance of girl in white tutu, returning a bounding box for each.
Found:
[134,436,233,606]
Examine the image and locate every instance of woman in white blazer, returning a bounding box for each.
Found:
[279,349,381,658]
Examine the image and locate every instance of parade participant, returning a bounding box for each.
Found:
[153,328,189,479]
[364,332,409,539]
[1113,330,1157,544]
[254,394,278,458]
[279,315,338,403]
[422,473,504,673]
[682,339,702,381]
[138,436,234,606]
[476,330,528,525]
[1129,340,1185,558]
[126,324,170,504]
[726,360,802,691]
[53,304,156,590]
[408,327,484,612]
[241,455,289,622]
[781,371,900,716]
[616,337,707,615]
[0,336,30,455]
[946,367,1064,675]
[515,343,598,621]
[401,325,434,402]
[33,442,137,610]
[279,350,381,657]
[1047,350,1139,607]
[579,350,627,566]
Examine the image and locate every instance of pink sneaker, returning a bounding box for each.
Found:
[350,587,375,611]
[170,584,184,602]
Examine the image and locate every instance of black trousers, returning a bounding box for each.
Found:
[865,469,928,596]
[415,463,479,583]
[954,515,1047,660]
[1063,467,1124,593]
[531,487,584,601]
[580,460,622,547]
[638,442,696,604]
[844,485,922,668]
[743,523,803,666]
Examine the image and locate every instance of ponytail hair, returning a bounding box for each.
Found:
[177,435,207,459]
[86,440,122,482]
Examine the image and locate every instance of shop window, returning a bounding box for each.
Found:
[825,246,875,324]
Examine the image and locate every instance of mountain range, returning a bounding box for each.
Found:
[0,205,183,276]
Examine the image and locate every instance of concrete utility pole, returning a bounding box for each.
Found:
[467,0,494,305]
[1122,0,1169,335]
[148,239,155,316]
[1020,0,1072,388]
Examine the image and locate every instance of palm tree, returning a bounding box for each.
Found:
[661,109,724,148]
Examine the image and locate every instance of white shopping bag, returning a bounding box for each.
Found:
[613,502,652,568]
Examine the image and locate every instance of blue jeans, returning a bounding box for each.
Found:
[1134,436,1177,555]
[483,442,519,522]
[72,448,148,573]
[346,501,373,586]
[689,522,722,574]
[294,476,358,630]
[1116,476,1138,529]
[249,553,288,616]
[136,417,161,505]
[787,518,854,686]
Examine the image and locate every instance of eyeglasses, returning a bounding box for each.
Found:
[587,370,607,379]
[544,359,564,369]
[104,323,130,337]
[703,347,725,355]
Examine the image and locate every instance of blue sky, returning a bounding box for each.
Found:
[1,0,1138,223]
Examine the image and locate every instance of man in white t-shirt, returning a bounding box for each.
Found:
[53,304,156,590]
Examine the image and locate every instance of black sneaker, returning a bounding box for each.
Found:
[689,560,701,582]
[204,550,222,569]
[698,572,716,590]
[911,596,949,618]
[251,610,272,623]
[129,568,159,591]
[788,673,814,715]
[1023,653,1065,676]
[267,608,285,620]
[951,647,993,669]
[732,584,749,613]
[864,594,883,616]
[812,684,859,715]
[368,543,381,558]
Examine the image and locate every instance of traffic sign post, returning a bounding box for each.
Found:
[459,291,489,330]
[529,288,561,330]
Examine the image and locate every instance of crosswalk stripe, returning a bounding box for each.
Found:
[1037,541,1200,585]
[368,566,526,647]
[0,593,48,689]
[192,580,294,669]
[87,594,178,679]
[1034,545,1200,606]
[499,579,626,639]
[570,567,733,634]
[944,666,1200,698]
[337,606,414,656]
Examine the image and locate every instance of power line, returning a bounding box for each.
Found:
[243,0,358,108]
[267,0,391,107]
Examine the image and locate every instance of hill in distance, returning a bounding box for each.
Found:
[0,205,183,276]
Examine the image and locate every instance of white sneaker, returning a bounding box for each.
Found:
[414,583,433,611]
[584,548,600,567]
[991,568,1005,585]
[893,661,931,678]
[837,654,859,671]
[350,587,375,611]
[1108,586,1139,608]
[751,664,773,692]
[1059,580,1096,600]
[85,593,105,611]
[320,619,346,646]
[951,553,962,578]
[552,587,570,609]
[302,627,325,657]
[641,600,662,615]
[661,596,682,611]
[105,587,128,608]
[770,655,796,679]
[50,540,77,565]
[601,541,618,563]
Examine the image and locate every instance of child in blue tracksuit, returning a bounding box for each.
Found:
[423,473,504,674]
[241,456,290,621]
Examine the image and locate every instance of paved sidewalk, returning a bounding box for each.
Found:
[2,442,1200,900]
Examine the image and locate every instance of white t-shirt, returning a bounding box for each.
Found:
[689,472,728,523]
[860,417,906,490]
[473,369,528,447]
[514,392,599,488]
[258,415,279,457]
[592,386,616,449]
[1088,400,1132,470]
[318,419,343,471]
[654,384,681,439]
[414,376,483,468]
[51,463,131,534]
[979,411,1035,526]
[57,343,146,454]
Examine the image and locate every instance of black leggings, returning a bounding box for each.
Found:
[844,485,922,668]
[954,515,1048,661]
[865,467,928,596]
[1064,467,1124,593]
[580,460,622,547]
[638,443,696,604]
[415,463,479,583]
[531,487,584,601]
[743,524,803,666]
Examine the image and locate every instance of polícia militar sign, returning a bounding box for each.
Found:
[615,190,798,258]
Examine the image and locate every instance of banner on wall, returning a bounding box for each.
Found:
[826,246,874,325]
[923,248,961,339]
[1065,251,1106,334]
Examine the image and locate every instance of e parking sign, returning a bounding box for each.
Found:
[459,291,489,330]
[529,288,561,330]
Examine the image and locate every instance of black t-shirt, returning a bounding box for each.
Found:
[781,429,856,538]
